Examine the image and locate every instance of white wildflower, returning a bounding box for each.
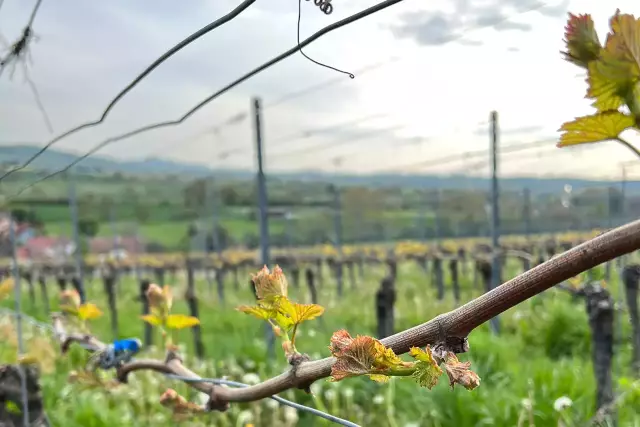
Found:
[284,406,299,424]
[521,398,532,410]
[237,409,253,425]
[196,392,209,406]
[373,394,384,405]
[310,382,322,396]
[244,359,257,370]
[342,388,354,399]
[242,373,261,385]
[307,329,317,338]
[59,385,72,399]
[151,413,167,423]
[324,389,337,401]
[265,398,279,410]
[553,396,573,412]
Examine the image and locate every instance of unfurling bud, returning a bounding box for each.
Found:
[146,283,173,314]
[252,265,288,300]
[159,388,205,418]
[443,353,481,390]
[159,388,181,407]
[59,289,81,313]
[561,12,601,68]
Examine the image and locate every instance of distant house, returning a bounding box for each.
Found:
[88,236,146,257]
[16,236,74,263]
[0,212,39,257]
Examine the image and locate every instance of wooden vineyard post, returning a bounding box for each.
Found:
[186,262,205,359]
[375,275,396,339]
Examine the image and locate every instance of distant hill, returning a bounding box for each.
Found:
[0,145,214,176]
[0,144,637,195]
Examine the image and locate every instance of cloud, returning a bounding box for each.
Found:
[389,12,462,46]
[388,0,569,47]
[472,124,545,137]
[458,39,484,46]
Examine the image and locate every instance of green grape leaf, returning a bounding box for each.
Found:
[329,330,409,383]
[409,346,443,389]
[558,111,635,147]
[165,314,200,330]
[277,298,325,328]
[5,401,21,415]
[329,334,378,382]
[587,11,640,111]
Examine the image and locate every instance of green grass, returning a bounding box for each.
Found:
[2,260,640,426]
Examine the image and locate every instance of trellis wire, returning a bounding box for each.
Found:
[0,309,358,426]
[164,374,361,427]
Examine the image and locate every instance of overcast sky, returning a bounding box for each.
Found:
[0,0,638,180]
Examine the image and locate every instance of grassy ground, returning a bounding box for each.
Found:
[1,259,639,426]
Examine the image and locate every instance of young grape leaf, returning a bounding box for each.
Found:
[77,303,103,321]
[409,346,443,389]
[587,61,629,111]
[5,401,21,415]
[329,330,407,383]
[585,12,640,111]
[276,298,325,327]
[561,13,601,68]
[0,278,14,301]
[141,314,163,326]
[165,314,200,330]
[237,305,274,321]
[330,335,378,381]
[558,111,635,147]
[443,353,481,390]
[373,340,405,368]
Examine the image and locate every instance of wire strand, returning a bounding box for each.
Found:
[163,374,361,427]
[27,0,43,27]
[297,0,354,79]
[5,0,407,198]
[24,66,54,133]
[0,0,257,181]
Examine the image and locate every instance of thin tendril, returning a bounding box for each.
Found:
[297,0,354,79]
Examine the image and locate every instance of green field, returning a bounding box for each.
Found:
[1,259,639,426]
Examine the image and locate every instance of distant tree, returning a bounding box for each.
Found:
[10,208,28,223]
[183,179,207,210]
[187,223,198,238]
[220,185,240,206]
[243,233,260,249]
[205,225,232,252]
[78,218,100,237]
[135,204,151,223]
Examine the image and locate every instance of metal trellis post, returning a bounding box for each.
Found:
[10,219,30,426]
[67,170,86,303]
[252,96,275,358]
[489,111,501,334]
